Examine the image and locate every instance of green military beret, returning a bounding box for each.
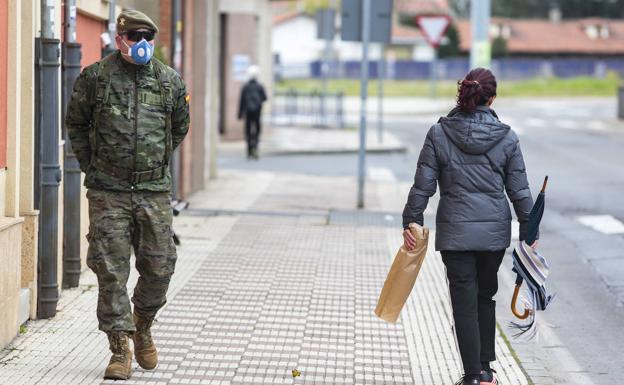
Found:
[117,10,159,34]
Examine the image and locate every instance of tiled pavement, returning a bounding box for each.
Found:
[0,171,533,385]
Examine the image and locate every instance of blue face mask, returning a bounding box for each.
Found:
[123,38,153,65]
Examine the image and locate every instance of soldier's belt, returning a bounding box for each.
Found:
[92,157,167,184]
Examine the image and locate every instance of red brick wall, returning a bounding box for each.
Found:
[0,0,8,168]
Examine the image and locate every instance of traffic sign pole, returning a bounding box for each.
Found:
[341,0,392,209]
[431,47,437,98]
[378,43,385,143]
[357,0,371,209]
[415,15,451,100]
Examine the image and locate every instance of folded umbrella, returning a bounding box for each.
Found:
[510,176,554,338]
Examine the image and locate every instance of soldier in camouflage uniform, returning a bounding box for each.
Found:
[65,10,189,380]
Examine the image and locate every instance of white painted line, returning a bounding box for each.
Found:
[526,118,546,127]
[368,167,397,183]
[587,120,607,131]
[503,117,516,125]
[511,222,520,240]
[512,126,525,136]
[576,215,624,235]
[557,119,579,129]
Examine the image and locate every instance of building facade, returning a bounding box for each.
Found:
[0,0,262,349]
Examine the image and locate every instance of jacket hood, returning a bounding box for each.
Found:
[438,106,510,155]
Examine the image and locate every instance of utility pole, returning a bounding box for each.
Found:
[102,0,117,57]
[62,0,82,288]
[378,43,385,143]
[320,0,336,127]
[37,0,61,318]
[470,0,491,69]
[430,46,438,98]
[357,0,371,209]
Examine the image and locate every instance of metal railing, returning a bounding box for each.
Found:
[271,89,345,128]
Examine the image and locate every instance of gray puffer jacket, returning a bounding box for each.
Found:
[402,105,534,251]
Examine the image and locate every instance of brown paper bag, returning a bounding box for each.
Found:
[374,223,429,323]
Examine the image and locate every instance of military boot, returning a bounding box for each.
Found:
[104,331,133,380]
[132,312,158,370]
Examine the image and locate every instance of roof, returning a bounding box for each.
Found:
[392,24,425,44]
[455,17,624,55]
[271,0,431,44]
[273,10,308,25]
[272,0,451,26]
[271,0,304,25]
[394,0,450,15]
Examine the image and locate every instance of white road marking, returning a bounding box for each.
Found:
[526,118,547,127]
[511,222,520,240]
[368,167,397,183]
[556,119,579,129]
[587,120,607,131]
[576,215,624,235]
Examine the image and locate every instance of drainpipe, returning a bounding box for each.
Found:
[102,0,117,58]
[62,0,82,288]
[171,0,182,199]
[36,0,62,318]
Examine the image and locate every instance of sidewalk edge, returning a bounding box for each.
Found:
[496,323,536,385]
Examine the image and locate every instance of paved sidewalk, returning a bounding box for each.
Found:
[0,170,533,385]
[220,127,406,156]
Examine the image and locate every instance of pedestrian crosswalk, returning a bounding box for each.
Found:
[576,214,624,235]
[503,116,611,135]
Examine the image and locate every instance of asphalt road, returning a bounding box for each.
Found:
[220,97,624,384]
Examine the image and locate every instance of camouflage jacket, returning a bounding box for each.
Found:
[66,51,190,192]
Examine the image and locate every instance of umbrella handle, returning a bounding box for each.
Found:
[511,284,532,319]
[540,176,549,194]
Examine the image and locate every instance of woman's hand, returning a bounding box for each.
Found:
[403,229,417,251]
[530,240,539,250]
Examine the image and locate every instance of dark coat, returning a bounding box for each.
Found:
[238,79,267,119]
[402,106,534,251]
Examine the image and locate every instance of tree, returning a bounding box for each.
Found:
[438,23,461,58]
[491,36,508,58]
[447,0,624,19]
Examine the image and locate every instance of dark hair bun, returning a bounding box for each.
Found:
[457,68,497,112]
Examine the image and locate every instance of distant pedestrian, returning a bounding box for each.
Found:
[66,10,189,380]
[238,65,267,159]
[401,68,537,385]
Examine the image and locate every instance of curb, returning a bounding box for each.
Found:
[262,146,407,156]
[496,322,536,385]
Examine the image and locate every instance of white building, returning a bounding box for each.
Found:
[272,11,385,78]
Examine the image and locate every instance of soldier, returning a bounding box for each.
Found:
[65,10,189,380]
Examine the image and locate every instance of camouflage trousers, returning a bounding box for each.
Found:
[86,189,177,332]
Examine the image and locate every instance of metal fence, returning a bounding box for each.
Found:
[300,57,624,80]
[271,89,345,128]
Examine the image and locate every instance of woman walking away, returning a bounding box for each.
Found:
[402,68,536,385]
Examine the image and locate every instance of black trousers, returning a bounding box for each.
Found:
[245,110,261,155]
[441,250,505,376]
